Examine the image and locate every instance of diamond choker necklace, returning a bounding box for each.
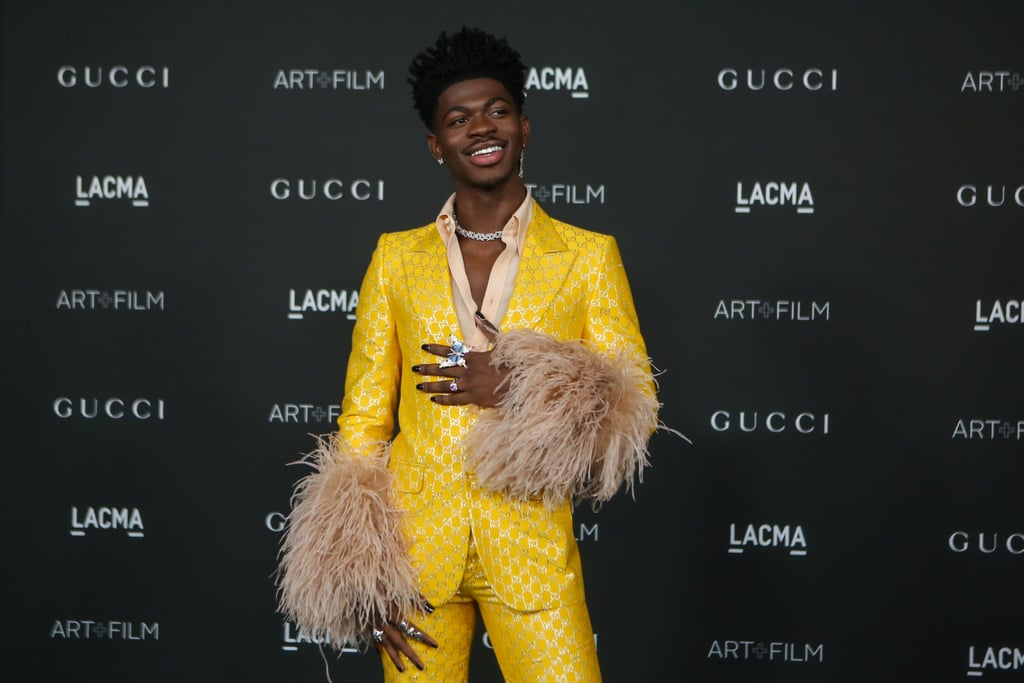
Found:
[452,210,503,242]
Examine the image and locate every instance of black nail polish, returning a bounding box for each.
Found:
[421,343,430,350]
[474,310,484,319]
[411,365,421,372]
[416,383,424,390]
[424,603,435,614]
[430,396,437,402]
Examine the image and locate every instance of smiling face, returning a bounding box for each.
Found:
[427,78,530,193]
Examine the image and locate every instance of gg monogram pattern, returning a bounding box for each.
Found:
[339,202,651,613]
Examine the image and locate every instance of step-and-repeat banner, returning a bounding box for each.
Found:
[2,2,1021,681]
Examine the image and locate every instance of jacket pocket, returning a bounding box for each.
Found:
[389,458,429,515]
[390,459,424,493]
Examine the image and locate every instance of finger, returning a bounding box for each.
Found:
[474,310,501,341]
[379,631,407,673]
[411,363,458,378]
[405,618,439,648]
[417,379,465,395]
[430,390,472,405]
[429,391,473,406]
[386,626,426,670]
[421,343,452,358]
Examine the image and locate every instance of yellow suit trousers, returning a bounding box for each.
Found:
[381,534,601,682]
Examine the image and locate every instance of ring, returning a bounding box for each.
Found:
[397,619,424,641]
[449,380,459,392]
[371,627,385,644]
[439,335,473,369]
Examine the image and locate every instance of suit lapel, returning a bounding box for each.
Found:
[502,204,576,332]
[402,227,462,338]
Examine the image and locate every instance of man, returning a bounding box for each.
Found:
[278,27,658,682]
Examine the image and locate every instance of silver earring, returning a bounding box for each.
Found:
[437,157,445,166]
[518,149,525,179]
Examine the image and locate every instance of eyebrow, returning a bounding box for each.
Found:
[442,96,512,119]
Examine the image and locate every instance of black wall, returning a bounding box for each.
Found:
[3,2,1021,681]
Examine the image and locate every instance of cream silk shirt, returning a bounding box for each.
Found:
[434,190,533,349]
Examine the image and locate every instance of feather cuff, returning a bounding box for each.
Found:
[465,329,658,508]
[276,435,419,651]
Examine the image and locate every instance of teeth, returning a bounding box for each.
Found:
[471,146,502,156]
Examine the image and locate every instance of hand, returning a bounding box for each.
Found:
[374,604,438,673]
[413,342,509,408]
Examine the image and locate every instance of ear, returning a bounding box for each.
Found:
[426,132,441,162]
[520,115,531,148]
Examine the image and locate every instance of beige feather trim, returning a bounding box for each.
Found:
[465,329,659,508]
[275,435,419,651]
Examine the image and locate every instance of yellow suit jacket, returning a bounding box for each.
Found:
[338,202,650,611]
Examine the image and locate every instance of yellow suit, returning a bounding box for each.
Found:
[338,201,650,612]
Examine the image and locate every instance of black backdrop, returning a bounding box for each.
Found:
[2,1,1022,681]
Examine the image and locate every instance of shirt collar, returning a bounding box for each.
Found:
[435,188,533,253]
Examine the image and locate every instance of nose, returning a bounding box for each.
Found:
[468,112,496,137]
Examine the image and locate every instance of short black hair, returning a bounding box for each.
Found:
[408,27,526,130]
